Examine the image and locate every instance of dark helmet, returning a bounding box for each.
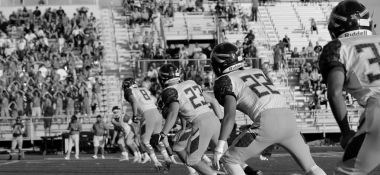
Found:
[328,0,373,39]
[210,42,245,77]
[122,78,137,90]
[158,63,180,88]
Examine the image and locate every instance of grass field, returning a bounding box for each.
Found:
[1,147,380,175]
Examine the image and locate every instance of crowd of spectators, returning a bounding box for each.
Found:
[0,6,104,122]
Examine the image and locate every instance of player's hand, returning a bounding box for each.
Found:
[260,155,268,161]
[340,130,356,149]
[132,115,138,123]
[213,150,223,171]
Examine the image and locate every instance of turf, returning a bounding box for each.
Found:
[0,148,379,175]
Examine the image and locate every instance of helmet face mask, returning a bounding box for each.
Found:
[328,0,373,39]
[158,64,180,88]
[211,42,245,77]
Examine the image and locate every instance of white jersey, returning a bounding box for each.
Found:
[319,35,380,106]
[125,87,157,114]
[213,69,287,121]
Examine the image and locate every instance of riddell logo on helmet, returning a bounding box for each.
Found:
[340,30,372,38]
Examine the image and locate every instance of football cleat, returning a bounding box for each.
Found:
[154,162,163,172]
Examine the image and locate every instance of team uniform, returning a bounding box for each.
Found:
[124,87,163,144]
[319,35,380,174]
[160,80,222,166]
[112,114,134,147]
[214,69,322,174]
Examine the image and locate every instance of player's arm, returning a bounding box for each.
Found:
[203,92,223,120]
[213,76,237,151]
[124,88,138,122]
[160,88,180,136]
[327,67,351,136]
[319,40,352,137]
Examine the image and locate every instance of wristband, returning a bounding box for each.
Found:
[160,132,167,137]
[215,140,226,153]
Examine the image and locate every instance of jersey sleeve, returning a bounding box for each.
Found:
[123,88,133,100]
[318,39,346,83]
[161,88,179,106]
[213,75,236,106]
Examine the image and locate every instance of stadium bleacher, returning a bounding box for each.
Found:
[0,0,362,144]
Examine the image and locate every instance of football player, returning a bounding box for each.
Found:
[110,106,141,163]
[9,117,25,160]
[210,42,326,175]
[319,0,380,174]
[121,78,172,172]
[155,63,227,175]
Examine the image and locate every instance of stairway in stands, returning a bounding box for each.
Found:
[98,8,130,115]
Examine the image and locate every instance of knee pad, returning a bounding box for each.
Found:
[149,134,160,147]
[143,142,154,151]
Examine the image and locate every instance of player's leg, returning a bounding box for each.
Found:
[99,136,105,159]
[73,134,79,159]
[93,136,99,159]
[151,112,171,164]
[276,108,325,175]
[125,131,140,163]
[65,135,74,159]
[186,113,221,175]
[172,125,197,174]
[17,136,24,160]
[140,110,162,166]
[9,136,18,160]
[117,135,129,161]
[162,137,178,164]
[334,96,380,175]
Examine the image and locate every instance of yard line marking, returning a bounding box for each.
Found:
[0,161,19,166]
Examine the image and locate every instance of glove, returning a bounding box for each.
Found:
[213,150,223,171]
[260,155,268,161]
[340,130,356,149]
[132,115,138,123]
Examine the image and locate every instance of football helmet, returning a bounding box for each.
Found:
[210,42,245,77]
[122,78,137,91]
[328,0,373,39]
[158,63,180,88]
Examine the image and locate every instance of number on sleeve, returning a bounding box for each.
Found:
[355,43,380,83]
[240,73,280,98]
[184,85,207,109]
[140,89,151,100]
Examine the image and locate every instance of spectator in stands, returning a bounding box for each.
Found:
[300,47,307,58]
[92,115,108,159]
[178,0,186,12]
[147,65,158,79]
[187,0,196,12]
[306,41,314,57]
[9,117,24,160]
[42,97,54,136]
[273,44,282,73]
[314,41,322,57]
[309,92,321,111]
[245,30,255,43]
[251,0,259,22]
[65,115,82,160]
[227,3,236,23]
[310,18,318,34]
[299,68,310,90]
[131,7,141,29]
[319,84,328,108]
[241,13,248,32]
[310,67,320,91]
[282,35,291,51]
[196,0,204,12]
[151,9,161,36]
[215,1,223,15]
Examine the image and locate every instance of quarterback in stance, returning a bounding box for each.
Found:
[121,78,172,172]
[319,0,380,174]
[210,42,326,175]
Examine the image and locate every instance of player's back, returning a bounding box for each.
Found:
[130,87,157,114]
[325,35,380,106]
[162,80,212,122]
[215,69,287,121]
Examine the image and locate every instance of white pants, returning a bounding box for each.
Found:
[335,96,380,175]
[66,134,80,157]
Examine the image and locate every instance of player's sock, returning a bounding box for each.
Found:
[150,153,159,163]
[187,166,197,174]
[159,142,170,161]
[306,165,326,175]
